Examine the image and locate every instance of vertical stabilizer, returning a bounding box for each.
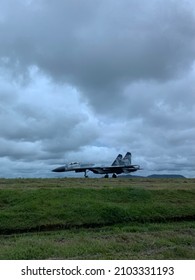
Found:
[111,154,123,166]
[122,152,132,165]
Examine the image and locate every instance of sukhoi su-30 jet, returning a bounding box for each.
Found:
[52,152,141,178]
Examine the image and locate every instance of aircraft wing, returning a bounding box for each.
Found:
[88,166,124,174]
[89,165,140,174]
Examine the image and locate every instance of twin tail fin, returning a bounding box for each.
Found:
[111,152,131,166]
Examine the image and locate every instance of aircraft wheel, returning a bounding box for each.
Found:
[104,174,109,178]
[112,173,117,178]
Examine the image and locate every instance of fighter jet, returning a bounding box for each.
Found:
[52,152,140,178]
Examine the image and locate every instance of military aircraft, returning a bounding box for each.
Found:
[52,152,141,178]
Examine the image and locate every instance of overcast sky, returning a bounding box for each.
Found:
[0,0,195,178]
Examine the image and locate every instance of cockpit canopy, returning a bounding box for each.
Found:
[68,162,80,166]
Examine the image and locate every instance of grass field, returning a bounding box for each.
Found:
[0,177,194,259]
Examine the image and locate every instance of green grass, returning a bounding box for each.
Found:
[0,178,195,259]
[0,186,194,232]
[0,222,194,259]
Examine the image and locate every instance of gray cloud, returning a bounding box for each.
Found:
[0,0,195,177]
[1,1,195,87]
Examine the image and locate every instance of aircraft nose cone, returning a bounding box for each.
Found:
[52,166,66,172]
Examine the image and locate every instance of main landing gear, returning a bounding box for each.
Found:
[104,173,117,178]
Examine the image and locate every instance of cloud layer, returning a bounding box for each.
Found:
[0,0,195,177]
